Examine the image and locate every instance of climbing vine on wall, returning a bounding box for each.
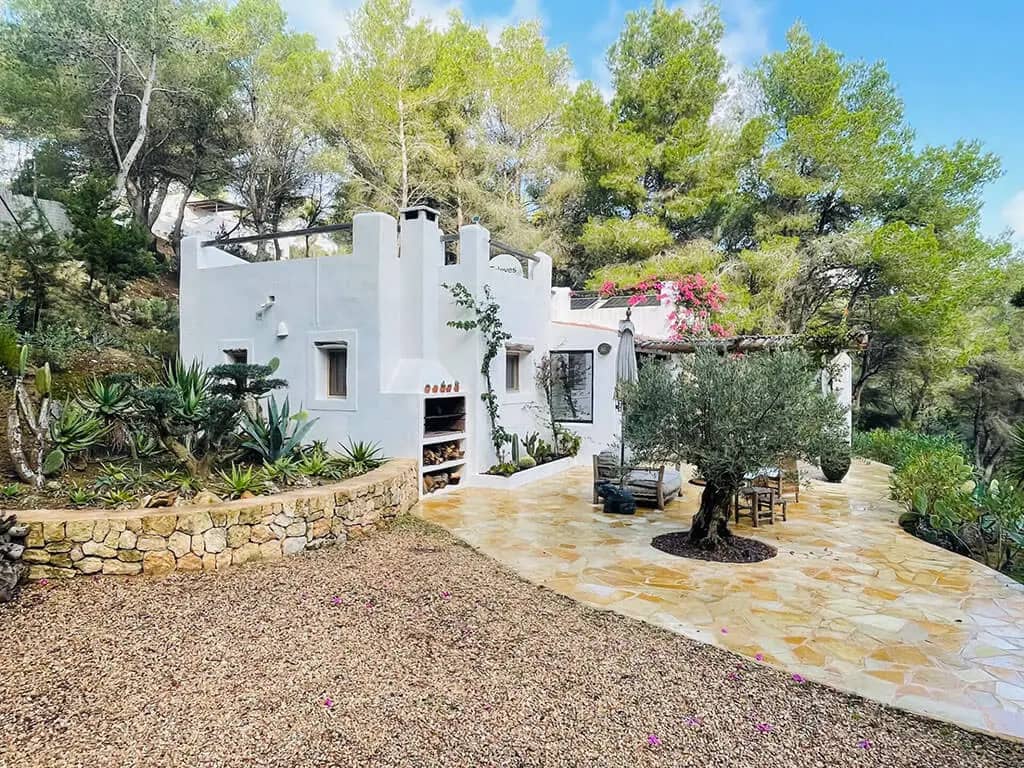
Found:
[444,282,512,462]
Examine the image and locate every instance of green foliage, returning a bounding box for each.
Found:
[102,488,137,508]
[296,447,336,478]
[239,395,317,462]
[209,363,287,401]
[78,376,133,419]
[0,211,71,330]
[62,174,155,303]
[0,321,21,375]
[521,432,553,462]
[217,463,267,499]
[262,456,301,484]
[337,439,386,473]
[65,483,96,507]
[517,455,536,469]
[555,426,582,458]
[1007,423,1024,486]
[92,462,143,493]
[626,350,845,546]
[853,429,964,471]
[49,402,108,461]
[445,282,512,462]
[890,449,974,521]
[0,483,24,500]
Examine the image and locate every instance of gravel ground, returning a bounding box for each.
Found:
[2,519,1021,768]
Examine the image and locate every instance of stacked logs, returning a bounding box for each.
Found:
[422,441,464,467]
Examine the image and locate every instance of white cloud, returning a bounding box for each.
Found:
[1001,190,1024,242]
[280,0,544,51]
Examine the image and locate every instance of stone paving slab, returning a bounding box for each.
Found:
[416,460,1024,742]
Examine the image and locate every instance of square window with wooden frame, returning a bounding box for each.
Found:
[318,343,348,398]
[505,351,521,393]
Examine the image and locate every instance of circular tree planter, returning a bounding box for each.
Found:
[651,531,777,563]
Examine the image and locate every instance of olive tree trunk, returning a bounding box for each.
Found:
[688,482,733,550]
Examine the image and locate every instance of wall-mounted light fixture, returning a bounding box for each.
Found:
[276,321,289,338]
[256,295,276,318]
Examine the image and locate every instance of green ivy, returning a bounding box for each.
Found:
[444,282,512,462]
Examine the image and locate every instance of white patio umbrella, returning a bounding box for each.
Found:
[616,308,639,486]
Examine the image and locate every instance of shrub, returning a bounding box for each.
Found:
[338,440,386,473]
[217,464,267,499]
[239,395,317,462]
[0,321,20,376]
[854,428,963,470]
[890,449,974,520]
[48,402,109,470]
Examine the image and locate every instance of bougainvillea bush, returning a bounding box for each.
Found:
[597,272,731,339]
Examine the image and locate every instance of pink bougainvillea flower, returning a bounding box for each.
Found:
[441,590,451,599]
[726,671,740,681]
[755,722,773,734]
[38,578,48,586]
[628,293,646,307]
[646,734,662,747]
[791,673,806,684]
[323,696,334,709]
[330,595,342,606]
[755,653,764,662]
[599,280,617,297]
[856,739,874,749]
[683,716,704,727]
[721,627,728,634]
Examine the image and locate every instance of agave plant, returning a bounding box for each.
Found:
[338,439,387,473]
[66,483,97,507]
[217,463,267,499]
[78,376,133,451]
[128,430,164,459]
[262,456,301,484]
[93,462,142,492]
[0,483,24,500]
[102,488,136,508]
[48,402,110,470]
[297,446,335,478]
[240,395,318,462]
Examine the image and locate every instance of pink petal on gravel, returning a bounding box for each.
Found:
[323,696,334,709]
[755,653,764,662]
[792,674,805,684]
[857,739,874,749]
[646,734,662,747]
[720,627,728,634]
[755,722,773,734]
[38,579,48,586]
[441,590,451,599]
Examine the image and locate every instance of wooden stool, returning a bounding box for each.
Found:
[734,486,776,527]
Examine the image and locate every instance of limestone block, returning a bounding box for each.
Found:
[203,527,227,554]
[250,525,274,544]
[177,511,214,535]
[82,541,118,558]
[118,530,138,549]
[92,520,110,542]
[42,522,65,542]
[168,531,191,558]
[258,540,282,560]
[102,559,142,576]
[142,515,177,537]
[136,535,167,552]
[177,554,203,572]
[143,550,176,576]
[232,542,259,565]
[282,537,306,556]
[75,557,103,574]
[226,525,250,548]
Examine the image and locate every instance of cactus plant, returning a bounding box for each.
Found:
[7,345,58,488]
[511,433,520,464]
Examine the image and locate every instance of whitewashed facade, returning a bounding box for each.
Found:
[180,207,851,494]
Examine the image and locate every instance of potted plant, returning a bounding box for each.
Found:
[819,433,852,483]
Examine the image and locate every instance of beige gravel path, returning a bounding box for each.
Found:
[2,520,1021,767]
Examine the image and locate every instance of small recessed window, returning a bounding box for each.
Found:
[319,344,348,398]
[505,352,520,392]
[224,348,248,364]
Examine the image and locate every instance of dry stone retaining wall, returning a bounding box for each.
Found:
[19,460,417,580]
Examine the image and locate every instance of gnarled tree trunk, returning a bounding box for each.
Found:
[688,482,733,550]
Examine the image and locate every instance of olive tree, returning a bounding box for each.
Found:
[624,349,844,550]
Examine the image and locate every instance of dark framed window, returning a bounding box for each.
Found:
[223,348,248,364]
[505,352,521,392]
[550,350,594,423]
[316,343,348,398]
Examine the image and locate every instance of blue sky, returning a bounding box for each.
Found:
[282,0,1023,241]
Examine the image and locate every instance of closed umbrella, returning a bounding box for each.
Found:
[616,308,639,486]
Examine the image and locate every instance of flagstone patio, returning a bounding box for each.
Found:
[416,460,1024,742]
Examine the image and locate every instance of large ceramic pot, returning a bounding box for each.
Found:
[820,452,852,483]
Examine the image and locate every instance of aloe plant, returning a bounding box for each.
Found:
[217,463,267,499]
[240,395,318,462]
[48,402,110,468]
